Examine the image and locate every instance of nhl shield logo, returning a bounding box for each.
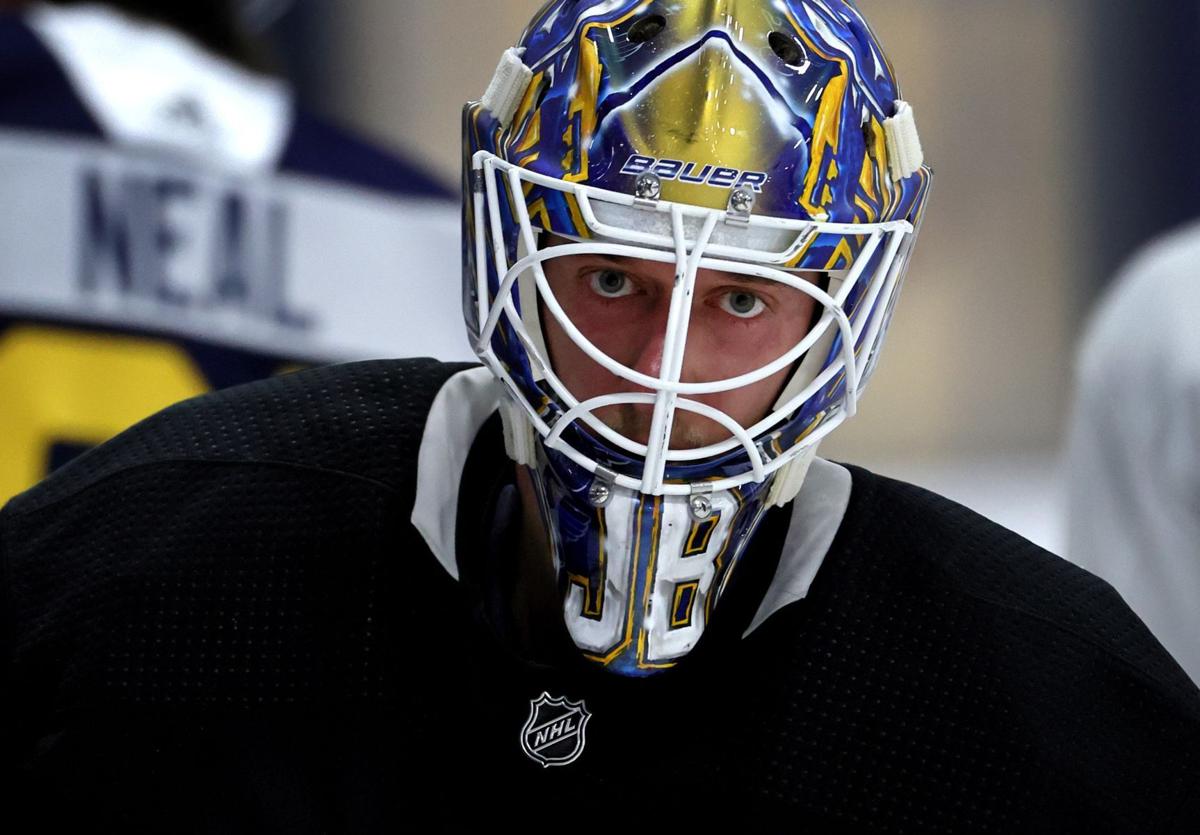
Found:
[520,692,591,767]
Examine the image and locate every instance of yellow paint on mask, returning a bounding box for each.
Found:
[564,37,603,183]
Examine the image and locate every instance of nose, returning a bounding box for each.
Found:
[633,292,730,388]
[628,328,666,380]
[623,287,720,391]
[625,296,672,381]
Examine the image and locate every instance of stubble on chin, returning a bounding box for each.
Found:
[603,404,723,450]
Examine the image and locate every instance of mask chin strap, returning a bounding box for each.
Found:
[765,445,818,507]
[500,393,538,467]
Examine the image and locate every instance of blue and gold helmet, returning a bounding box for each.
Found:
[463,0,931,675]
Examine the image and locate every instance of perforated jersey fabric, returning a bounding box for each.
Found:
[2,359,1199,832]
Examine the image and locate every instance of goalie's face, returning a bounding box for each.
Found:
[540,241,819,449]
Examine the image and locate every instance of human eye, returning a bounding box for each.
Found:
[587,268,635,299]
[718,288,766,319]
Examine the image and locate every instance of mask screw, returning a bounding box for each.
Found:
[689,493,714,520]
[726,187,755,226]
[588,480,613,507]
[729,187,755,214]
[634,171,662,202]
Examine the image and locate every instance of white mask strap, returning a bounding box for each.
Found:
[883,100,924,181]
[482,47,532,127]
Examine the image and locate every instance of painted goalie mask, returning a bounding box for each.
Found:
[462,0,931,676]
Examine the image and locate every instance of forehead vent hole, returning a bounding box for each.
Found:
[769,31,805,67]
[629,14,666,44]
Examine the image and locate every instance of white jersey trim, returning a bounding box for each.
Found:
[26,2,292,173]
[412,366,851,621]
[412,366,503,581]
[0,129,471,363]
[744,458,851,637]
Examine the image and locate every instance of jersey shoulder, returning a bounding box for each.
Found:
[837,465,1200,701]
[748,465,1200,827]
[3,358,473,517]
[0,360,479,758]
[1,8,452,200]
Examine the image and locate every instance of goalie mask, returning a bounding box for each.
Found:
[463,0,931,676]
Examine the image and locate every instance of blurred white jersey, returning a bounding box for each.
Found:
[1066,221,1200,685]
[0,3,469,503]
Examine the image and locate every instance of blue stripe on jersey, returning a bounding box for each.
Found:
[0,14,103,138]
[278,109,454,200]
[0,13,453,200]
[0,313,294,391]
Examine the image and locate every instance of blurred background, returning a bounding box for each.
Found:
[5,0,1199,555]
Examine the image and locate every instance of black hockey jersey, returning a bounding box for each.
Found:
[2,360,1198,832]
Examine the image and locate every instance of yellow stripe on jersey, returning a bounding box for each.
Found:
[0,325,208,504]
